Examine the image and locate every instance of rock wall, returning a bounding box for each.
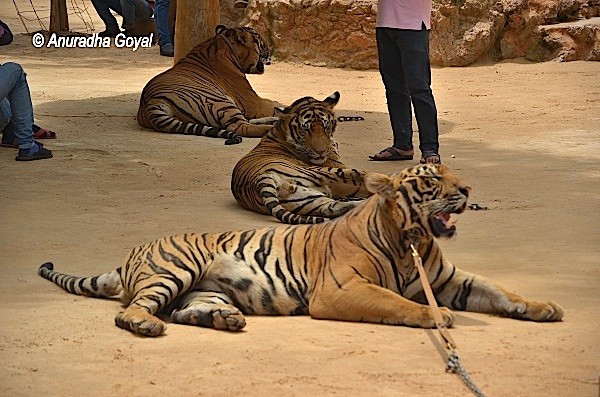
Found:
[220,0,600,67]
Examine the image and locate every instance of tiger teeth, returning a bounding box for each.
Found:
[446,214,459,227]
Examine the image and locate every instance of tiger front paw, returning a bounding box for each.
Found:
[509,300,564,322]
[404,306,455,328]
[115,308,166,337]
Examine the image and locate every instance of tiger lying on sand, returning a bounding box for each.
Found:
[39,164,563,337]
[231,92,370,224]
[137,25,280,145]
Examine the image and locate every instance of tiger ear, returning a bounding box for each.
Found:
[215,25,227,35]
[365,173,395,199]
[274,107,288,117]
[274,107,294,123]
[323,91,340,108]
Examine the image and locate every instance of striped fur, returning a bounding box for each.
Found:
[38,164,563,337]
[231,92,370,224]
[137,25,280,145]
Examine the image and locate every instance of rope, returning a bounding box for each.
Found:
[11,0,95,34]
[12,0,33,33]
[68,0,96,32]
[409,243,487,397]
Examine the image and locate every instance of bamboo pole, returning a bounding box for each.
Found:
[173,0,220,63]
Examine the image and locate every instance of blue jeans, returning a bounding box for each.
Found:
[0,63,35,149]
[376,26,439,154]
[91,0,152,31]
[154,0,172,47]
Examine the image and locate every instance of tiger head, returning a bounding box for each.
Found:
[216,25,270,74]
[365,164,471,239]
[274,92,340,165]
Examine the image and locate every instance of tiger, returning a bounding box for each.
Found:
[136,25,281,145]
[231,91,371,224]
[38,164,563,337]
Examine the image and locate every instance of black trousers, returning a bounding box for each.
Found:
[376,25,439,154]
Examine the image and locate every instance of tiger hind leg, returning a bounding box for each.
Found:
[170,291,246,331]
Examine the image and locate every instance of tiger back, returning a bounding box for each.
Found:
[231,92,370,224]
[137,25,281,145]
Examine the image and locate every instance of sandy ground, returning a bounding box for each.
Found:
[1,6,600,396]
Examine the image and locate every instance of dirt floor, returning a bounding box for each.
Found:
[1,8,599,397]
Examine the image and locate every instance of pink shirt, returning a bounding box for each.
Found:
[376,0,432,30]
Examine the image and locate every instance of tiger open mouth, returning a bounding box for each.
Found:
[430,211,459,238]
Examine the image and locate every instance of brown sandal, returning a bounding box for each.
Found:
[33,124,57,139]
[369,147,414,161]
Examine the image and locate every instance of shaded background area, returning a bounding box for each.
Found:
[0,23,599,397]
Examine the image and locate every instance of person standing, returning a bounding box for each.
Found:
[369,0,441,164]
[91,0,153,37]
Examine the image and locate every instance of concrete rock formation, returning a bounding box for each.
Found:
[220,0,600,67]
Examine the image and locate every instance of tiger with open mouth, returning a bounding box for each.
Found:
[39,164,563,336]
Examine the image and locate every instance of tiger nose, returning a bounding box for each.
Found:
[459,185,471,197]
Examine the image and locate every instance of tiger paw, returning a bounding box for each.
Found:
[511,300,564,322]
[411,306,455,328]
[212,308,246,331]
[115,308,166,337]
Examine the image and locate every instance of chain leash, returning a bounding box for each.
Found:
[410,243,487,397]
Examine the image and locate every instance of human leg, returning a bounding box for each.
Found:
[0,98,17,147]
[376,27,414,151]
[397,27,440,160]
[0,63,52,160]
[154,0,173,56]
[0,98,11,131]
[90,0,122,34]
[0,63,35,149]
[154,0,173,51]
[120,0,153,31]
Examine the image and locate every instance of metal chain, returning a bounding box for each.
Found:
[446,348,487,397]
[337,115,364,122]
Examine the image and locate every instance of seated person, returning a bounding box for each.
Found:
[0,63,54,161]
[154,0,173,57]
[91,0,153,37]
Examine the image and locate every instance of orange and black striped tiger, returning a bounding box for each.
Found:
[38,164,563,337]
[137,25,280,145]
[231,92,370,224]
